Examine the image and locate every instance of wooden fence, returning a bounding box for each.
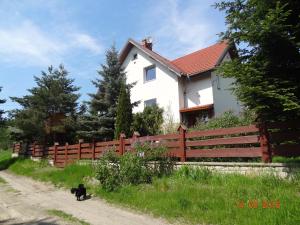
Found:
[12,121,300,167]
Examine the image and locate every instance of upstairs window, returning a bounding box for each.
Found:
[144,98,157,107]
[144,66,156,82]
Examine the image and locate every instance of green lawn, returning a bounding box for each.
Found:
[0,150,299,225]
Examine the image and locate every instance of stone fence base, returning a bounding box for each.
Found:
[173,162,300,178]
[76,160,300,179]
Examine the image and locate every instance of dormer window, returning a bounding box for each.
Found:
[144,65,156,82]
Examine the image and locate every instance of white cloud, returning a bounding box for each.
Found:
[141,0,223,59]
[72,33,103,54]
[0,20,103,66]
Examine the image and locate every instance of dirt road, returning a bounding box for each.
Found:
[0,171,170,225]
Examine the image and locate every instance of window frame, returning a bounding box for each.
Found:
[144,98,157,107]
[144,65,156,82]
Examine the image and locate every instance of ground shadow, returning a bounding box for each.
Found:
[0,157,18,171]
[83,194,92,201]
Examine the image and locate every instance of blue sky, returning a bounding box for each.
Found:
[0,0,226,113]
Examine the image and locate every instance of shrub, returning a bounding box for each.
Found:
[191,110,256,131]
[95,144,175,191]
[131,106,164,136]
[95,150,121,191]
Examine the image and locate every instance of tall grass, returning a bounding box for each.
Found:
[96,167,300,225]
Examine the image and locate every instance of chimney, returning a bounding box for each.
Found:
[141,37,153,50]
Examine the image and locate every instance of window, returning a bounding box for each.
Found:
[132,53,138,60]
[144,98,157,107]
[144,66,156,81]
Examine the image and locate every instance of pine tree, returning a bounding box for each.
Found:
[215,0,300,121]
[11,65,80,144]
[114,83,133,139]
[0,87,5,126]
[77,46,127,141]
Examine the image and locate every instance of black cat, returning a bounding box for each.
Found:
[71,184,86,201]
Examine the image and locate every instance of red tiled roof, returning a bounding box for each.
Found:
[171,41,229,76]
[119,39,230,77]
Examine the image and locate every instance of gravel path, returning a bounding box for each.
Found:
[0,171,170,225]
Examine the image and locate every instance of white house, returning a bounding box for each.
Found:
[119,38,242,126]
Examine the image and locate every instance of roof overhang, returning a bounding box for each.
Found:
[179,104,214,113]
[119,39,184,77]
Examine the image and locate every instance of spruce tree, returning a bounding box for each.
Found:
[215,0,300,121]
[114,83,133,139]
[11,65,80,144]
[0,87,5,126]
[77,46,127,141]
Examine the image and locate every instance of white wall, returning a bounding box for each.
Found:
[184,74,214,108]
[122,46,181,122]
[211,53,242,116]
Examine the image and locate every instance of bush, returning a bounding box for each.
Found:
[95,144,175,191]
[131,106,164,136]
[190,110,256,131]
[96,150,121,191]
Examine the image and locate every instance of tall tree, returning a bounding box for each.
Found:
[114,82,133,139]
[11,65,80,144]
[77,46,127,141]
[0,87,5,126]
[215,0,300,121]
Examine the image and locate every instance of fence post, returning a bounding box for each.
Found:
[65,142,68,166]
[132,131,140,152]
[178,124,187,162]
[32,142,36,157]
[19,142,22,155]
[92,139,96,160]
[78,139,83,160]
[119,133,126,155]
[54,142,59,165]
[259,122,272,163]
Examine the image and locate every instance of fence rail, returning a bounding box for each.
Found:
[12,121,300,167]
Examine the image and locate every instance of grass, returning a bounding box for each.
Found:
[273,156,300,164]
[1,150,300,225]
[0,176,6,184]
[47,209,90,225]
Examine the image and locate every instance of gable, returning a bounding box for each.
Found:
[119,38,233,78]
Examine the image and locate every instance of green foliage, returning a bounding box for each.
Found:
[176,166,212,181]
[114,83,133,139]
[0,150,16,170]
[1,150,299,225]
[95,150,121,192]
[0,87,6,126]
[97,170,300,225]
[95,144,174,191]
[215,0,300,121]
[191,110,255,131]
[10,65,80,144]
[77,46,127,141]
[0,127,12,150]
[132,106,164,136]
